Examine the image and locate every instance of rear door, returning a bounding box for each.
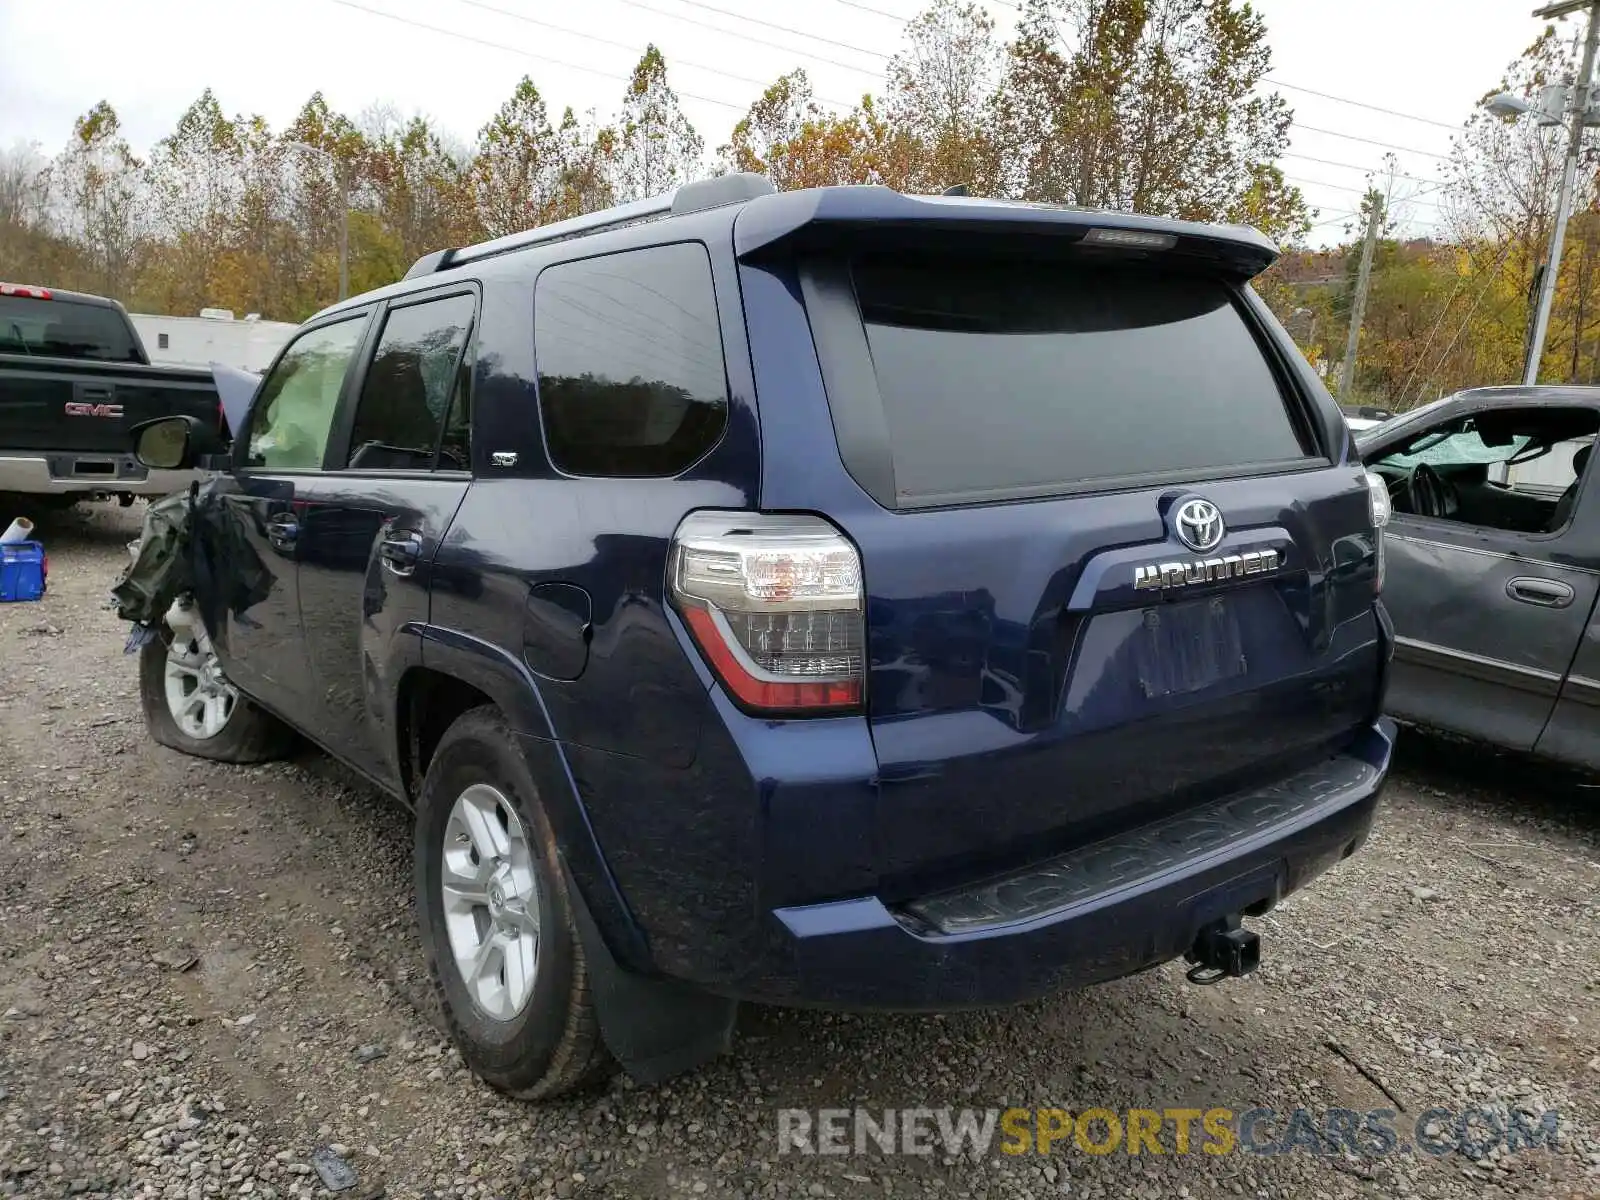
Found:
[292,288,476,787]
[1361,406,1600,750]
[198,312,372,716]
[770,249,1385,896]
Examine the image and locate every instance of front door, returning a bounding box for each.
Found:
[199,311,372,718]
[292,289,477,787]
[1365,404,1599,750]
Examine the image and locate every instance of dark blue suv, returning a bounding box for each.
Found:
[130,173,1395,1099]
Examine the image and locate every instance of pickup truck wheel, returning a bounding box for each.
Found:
[415,706,611,1100]
[138,626,292,763]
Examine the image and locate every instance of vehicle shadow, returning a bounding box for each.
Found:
[1391,725,1600,837]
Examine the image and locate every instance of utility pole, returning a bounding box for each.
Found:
[1523,0,1600,385]
[1338,195,1384,400]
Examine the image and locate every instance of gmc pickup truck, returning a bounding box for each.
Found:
[0,283,220,508]
[126,175,1397,1099]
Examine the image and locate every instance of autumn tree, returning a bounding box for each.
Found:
[552,109,618,217]
[474,78,563,237]
[615,46,703,201]
[992,0,1306,240]
[285,93,369,310]
[885,0,1004,193]
[363,110,480,269]
[1446,26,1596,384]
[0,144,61,283]
[721,70,821,188]
[54,101,147,301]
[144,90,248,314]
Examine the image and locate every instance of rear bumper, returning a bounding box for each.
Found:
[732,719,1394,1010]
[0,453,198,497]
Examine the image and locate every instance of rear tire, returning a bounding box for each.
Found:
[138,626,293,763]
[414,705,612,1099]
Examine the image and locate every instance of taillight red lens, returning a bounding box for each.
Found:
[669,511,866,715]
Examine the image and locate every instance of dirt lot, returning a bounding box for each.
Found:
[1,504,1597,1200]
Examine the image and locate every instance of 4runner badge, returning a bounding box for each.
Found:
[1133,547,1281,592]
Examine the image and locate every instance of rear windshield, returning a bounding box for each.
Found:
[851,257,1312,506]
[0,296,141,362]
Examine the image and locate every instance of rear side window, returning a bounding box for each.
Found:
[0,296,140,362]
[346,293,475,471]
[849,257,1312,506]
[534,244,728,477]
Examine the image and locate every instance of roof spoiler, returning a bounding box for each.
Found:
[730,188,1280,279]
[402,172,777,280]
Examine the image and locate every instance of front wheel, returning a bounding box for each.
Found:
[414,705,611,1099]
[138,622,292,762]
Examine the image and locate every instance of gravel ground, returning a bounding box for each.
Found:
[1,504,1597,1200]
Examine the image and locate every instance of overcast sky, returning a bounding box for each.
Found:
[0,0,1567,247]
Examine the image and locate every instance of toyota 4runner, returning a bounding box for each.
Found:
[127,174,1396,1099]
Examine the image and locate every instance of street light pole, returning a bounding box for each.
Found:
[1524,0,1600,384]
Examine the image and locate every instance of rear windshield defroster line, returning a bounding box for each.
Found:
[804,255,1320,510]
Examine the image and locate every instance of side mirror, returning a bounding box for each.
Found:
[132,415,217,471]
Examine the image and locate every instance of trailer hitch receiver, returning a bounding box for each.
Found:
[1184,914,1260,985]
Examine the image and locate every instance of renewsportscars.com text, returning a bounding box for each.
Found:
[777,1106,1561,1159]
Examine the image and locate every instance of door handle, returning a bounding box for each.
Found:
[379,531,424,577]
[1506,576,1575,608]
[266,513,299,552]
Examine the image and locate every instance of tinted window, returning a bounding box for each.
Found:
[534,244,727,477]
[246,317,366,469]
[851,257,1311,506]
[346,294,475,470]
[0,295,141,362]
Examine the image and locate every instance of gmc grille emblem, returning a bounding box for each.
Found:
[64,402,124,418]
[1133,548,1282,592]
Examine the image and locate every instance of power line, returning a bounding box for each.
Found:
[831,1,1465,134]
[1416,245,1514,398]
[345,0,1467,190]
[332,0,751,110]
[1285,175,1444,209]
[1295,124,1453,161]
[1264,78,1461,132]
[834,0,914,16]
[655,0,890,60]
[1282,151,1444,187]
[1396,266,1476,400]
[1308,210,1361,230]
[605,0,886,75]
[452,0,857,107]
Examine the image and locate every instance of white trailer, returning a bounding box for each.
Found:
[129,310,296,373]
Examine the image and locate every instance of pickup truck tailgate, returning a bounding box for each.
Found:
[0,356,219,455]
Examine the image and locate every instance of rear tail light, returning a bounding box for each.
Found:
[1364,471,1390,594]
[669,511,865,714]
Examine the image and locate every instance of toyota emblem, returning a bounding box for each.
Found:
[1174,498,1225,553]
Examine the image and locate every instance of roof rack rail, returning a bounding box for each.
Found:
[402,172,775,281]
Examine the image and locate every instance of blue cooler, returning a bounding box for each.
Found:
[0,541,46,602]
